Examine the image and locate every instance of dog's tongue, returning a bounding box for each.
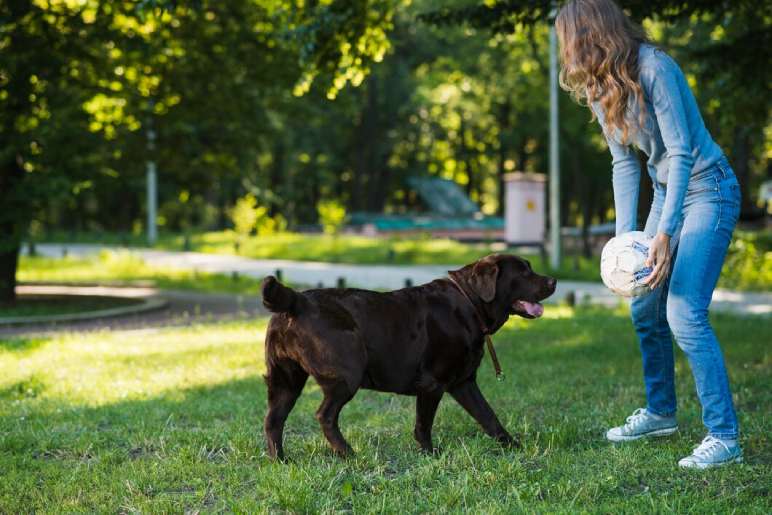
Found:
[519,301,543,318]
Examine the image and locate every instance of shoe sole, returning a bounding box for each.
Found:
[679,455,743,469]
[606,425,678,443]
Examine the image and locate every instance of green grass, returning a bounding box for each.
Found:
[18,251,265,296]
[161,231,605,282]
[0,295,141,318]
[1,307,769,512]
[38,228,772,290]
[40,230,605,282]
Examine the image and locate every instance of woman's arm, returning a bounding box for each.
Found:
[608,137,641,236]
[641,59,695,237]
[592,102,641,236]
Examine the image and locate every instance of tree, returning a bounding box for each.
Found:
[419,0,771,217]
[0,0,402,303]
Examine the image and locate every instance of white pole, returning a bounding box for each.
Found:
[549,7,561,270]
[146,121,157,246]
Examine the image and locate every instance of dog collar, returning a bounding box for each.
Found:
[447,276,504,381]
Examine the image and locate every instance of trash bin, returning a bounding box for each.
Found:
[504,172,546,245]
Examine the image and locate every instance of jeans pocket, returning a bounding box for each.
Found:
[714,180,741,232]
[687,173,720,195]
[723,181,741,215]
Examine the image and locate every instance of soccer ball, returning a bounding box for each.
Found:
[600,231,654,298]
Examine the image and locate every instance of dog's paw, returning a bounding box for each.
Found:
[418,444,442,456]
[331,445,355,459]
[497,433,521,449]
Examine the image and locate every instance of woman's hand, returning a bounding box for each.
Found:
[642,232,671,289]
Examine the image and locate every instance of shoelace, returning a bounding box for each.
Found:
[624,408,648,431]
[691,436,731,460]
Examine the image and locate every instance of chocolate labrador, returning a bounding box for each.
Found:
[261,254,556,459]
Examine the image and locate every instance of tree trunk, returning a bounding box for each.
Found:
[352,73,379,212]
[268,139,285,218]
[730,126,755,218]
[0,246,19,304]
[0,159,25,304]
[496,100,512,215]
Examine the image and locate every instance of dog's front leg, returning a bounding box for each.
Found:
[449,379,520,448]
[414,388,443,453]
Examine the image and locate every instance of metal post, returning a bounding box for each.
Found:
[146,119,157,246]
[549,7,561,270]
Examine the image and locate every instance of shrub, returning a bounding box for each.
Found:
[720,230,772,291]
[317,200,347,235]
[229,194,287,249]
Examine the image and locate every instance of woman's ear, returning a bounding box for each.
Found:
[469,257,499,303]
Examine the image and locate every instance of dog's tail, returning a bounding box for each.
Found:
[262,276,299,314]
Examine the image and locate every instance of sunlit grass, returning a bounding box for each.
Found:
[1,308,769,512]
[39,228,603,280]
[18,251,265,295]
[40,229,772,290]
[0,322,267,409]
[189,231,500,264]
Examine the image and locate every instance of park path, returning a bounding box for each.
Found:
[29,243,771,316]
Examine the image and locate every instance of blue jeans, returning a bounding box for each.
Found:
[631,157,741,439]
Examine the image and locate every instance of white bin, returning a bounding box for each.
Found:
[504,172,546,244]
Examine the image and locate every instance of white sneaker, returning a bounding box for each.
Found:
[606,408,678,442]
[678,436,743,469]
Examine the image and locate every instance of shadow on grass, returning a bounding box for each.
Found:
[0,376,46,401]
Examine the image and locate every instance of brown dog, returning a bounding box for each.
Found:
[261,254,556,459]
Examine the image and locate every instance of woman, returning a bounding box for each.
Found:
[556,0,743,468]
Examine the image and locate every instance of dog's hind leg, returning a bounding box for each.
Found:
[449,379,519,448]
[264,359,308,460]
[414,388,444,453]
[315,379,356,456]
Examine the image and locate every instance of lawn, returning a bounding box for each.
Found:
[18,251,266,296]
[0,295,141,318]
[38,228,772,290]
[1,307,769,512]
[39,230,604,282]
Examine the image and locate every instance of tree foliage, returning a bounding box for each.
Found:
[1,0,769,303]
[0,0,401,301]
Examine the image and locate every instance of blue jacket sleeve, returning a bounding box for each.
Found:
[608,136,641,236]
[641,61,695,236]
[593,104,641,236]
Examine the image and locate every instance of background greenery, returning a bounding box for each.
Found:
[3,0,770,302]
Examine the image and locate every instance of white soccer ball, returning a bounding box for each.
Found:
[600,231,654,298]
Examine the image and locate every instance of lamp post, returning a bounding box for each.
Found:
[146,116,157,246]
[549,5,561,270]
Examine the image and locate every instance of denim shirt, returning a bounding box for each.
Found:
[592,44,724,236]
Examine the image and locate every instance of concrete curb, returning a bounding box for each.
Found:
[0,285,168,326]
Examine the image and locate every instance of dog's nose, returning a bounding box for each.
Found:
[547,277,557,291]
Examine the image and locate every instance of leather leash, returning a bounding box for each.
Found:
[447,276,504,381]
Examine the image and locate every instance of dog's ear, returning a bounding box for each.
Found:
[468,256,499,302]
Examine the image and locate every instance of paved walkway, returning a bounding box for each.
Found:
[29,243,772,316]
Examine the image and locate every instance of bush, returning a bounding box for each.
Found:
[317,200,347,235]
[720,230,772,291]
[229,194,286,240]
[158,191,217,232]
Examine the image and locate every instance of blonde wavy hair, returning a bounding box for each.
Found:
[556,0,650,144]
